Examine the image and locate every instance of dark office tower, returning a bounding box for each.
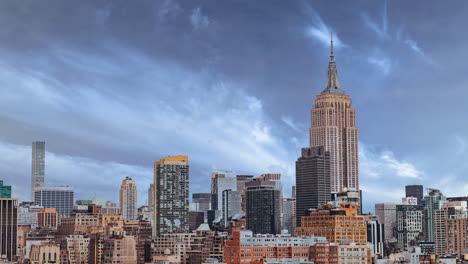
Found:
[0,181,12,198]
[153,155,189,235]
[31,141,45,200]
[245,180,281,235]
[192,193,211,212]
[366,216,384,256]
[295,146,330,226]
[405,185,424,206]
[0,198,18,261]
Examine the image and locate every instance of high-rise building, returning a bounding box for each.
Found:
[192,193,211,212]
[236,175,254,216]
[0,180,11,198]
[423,189,447,242]
[309,37,359,193]
[396,203,423,251]
[445,214,468,258]
[210,173,236,213]
[64,234,90,264]
[0,198,18,261]
[31,141,46,200]
[366,215,384,256]
[297,203,367,245]
[405,185,424,206]
[245,180,281,235]
[375,203,397,241]
[221,189,241,226]
[120,176,138,220]
[153,155,189,235]
[34,186,74,217]
[295,146,330,226]
[282,197,296,234]
[434,201,467,255]
[148,184,154,210]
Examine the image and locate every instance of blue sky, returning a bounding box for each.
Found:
[1,1,468,212]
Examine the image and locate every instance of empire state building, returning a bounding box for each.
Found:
[309,36,359,193]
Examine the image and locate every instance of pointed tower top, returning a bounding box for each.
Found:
[321,32,345,95]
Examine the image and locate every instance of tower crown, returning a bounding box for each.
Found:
[321,33,345,95]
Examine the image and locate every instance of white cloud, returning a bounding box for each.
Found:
[190,7,210,30]
[303,5,345,48]
[367,55,392,75]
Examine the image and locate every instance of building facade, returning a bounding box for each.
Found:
[0,198,17,261]
[245,180,281,235]
[0,180,11,198]
[37,208,58,229]
[295,146,330,227]
[366,216,384,256]
[297,203,367,245]
[434,201,467,255]
[375,203,397,241]
[309,37,359,193]
[154,155,189,235]
[405,185,424,206]
[396,204,423,251]
[31,141,46,200]
[423,189,447,242]
[33,186,74,217]
[120,176,138,220]
[222,189,241,226]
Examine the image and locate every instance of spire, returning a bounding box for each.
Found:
[321,32,345,95]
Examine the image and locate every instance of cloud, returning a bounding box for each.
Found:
[303,5,345,48]
[0,140,152,204]
[190,7,210,30]
[361,1,389,40]
[367,55,392,75]
[281,116,303,133]
[0,43,297,200]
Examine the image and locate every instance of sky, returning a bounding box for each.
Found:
[1,1,468,213]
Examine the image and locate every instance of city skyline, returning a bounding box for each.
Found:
[2,1,468,213]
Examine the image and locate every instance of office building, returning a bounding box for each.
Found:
[282,197,296,234]
[37,208,58,229]
[64,234,90,264]
[0,198,18,261]
[34,186,74,217]
[295,146,330,226]
[224,228,327,264]
[423,189,447,242]
[445,214,468,258]
[396,202,423,251]
[309,36,359,193]
[375,203,397,241]
[31,141,46,200]
[366,215,384,256]
[189,211,205,231]
[222,189,241,226]
[297,203,367,245]
[406,185,424,206]
[120,176,138,220]
[192,193,211,212]
[236,175,254,215]
[245,180,281,235]
[154,155,189,235]
[0,180,11,198]
[210,173,236,213]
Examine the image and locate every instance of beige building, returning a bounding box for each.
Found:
[120,176,138,220]
[309,35,359,193]
[434,201,466,255]
[102,234,137,264]
[37,208,58,229]
[64,235,90,264]
[445,214,468,258]
[337,242,371,264]
[29,242,60,264]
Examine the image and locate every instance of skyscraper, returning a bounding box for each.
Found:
[120,176,138,220]
[406,185,424,206]
[0,198,18,261]
[309,36,359,193]
[210,173,236,219]
[153,155,189,235]
[221,189,241,226]
[148,184,154,210]
[375,203,397,241]
[245,180,281,235]
[423,189,447,242]
[34,186,74,217]
[295,146,330,226]
[31,141,45,200]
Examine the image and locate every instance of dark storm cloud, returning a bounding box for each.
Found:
[1,1,468,211]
